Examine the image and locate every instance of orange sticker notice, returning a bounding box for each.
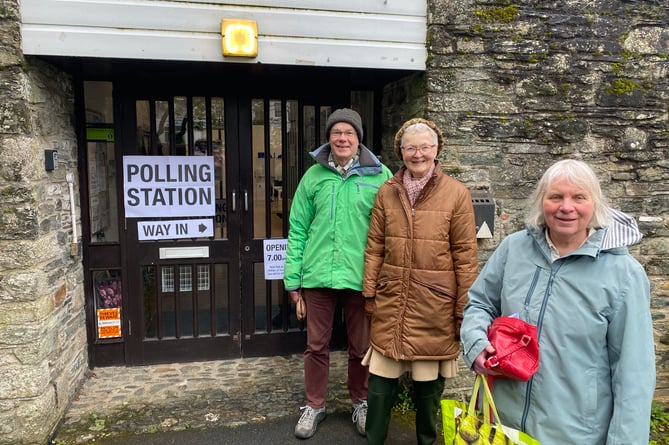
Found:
[97,308,122,338]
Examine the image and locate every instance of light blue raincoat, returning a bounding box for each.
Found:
[461,212,655,445]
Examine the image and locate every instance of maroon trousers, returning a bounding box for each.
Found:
[302,288,369,408]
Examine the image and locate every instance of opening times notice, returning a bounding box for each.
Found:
[264,239,287,280]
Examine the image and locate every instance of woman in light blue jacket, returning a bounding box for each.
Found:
[461,159,656,445]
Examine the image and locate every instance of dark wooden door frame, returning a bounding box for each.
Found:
[116,89,310,365]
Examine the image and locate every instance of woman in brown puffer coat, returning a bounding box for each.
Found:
[362,118,478,445]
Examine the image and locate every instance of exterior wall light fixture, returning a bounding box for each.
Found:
[221,19,258,58]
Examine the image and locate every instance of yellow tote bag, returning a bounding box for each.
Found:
[441,375,541,445]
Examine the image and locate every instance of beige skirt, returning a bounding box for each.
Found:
[362,347,458,382]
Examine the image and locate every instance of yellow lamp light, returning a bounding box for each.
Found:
[221,19,258,58]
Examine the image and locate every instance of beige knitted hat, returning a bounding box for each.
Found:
[393,118,444,159]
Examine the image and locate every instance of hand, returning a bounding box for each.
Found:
[288,290,301,304]
[364,298,376,322]
[290,290,306,320]
[473,345,502,376]
[296,296,306,321]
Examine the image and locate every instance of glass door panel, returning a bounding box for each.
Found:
[136,100,151,155]
[251,98,267,238]
[142,265,158,338]
[85,81,120,244]
[177,264,194,337]
[213,263,229,334]
[252,263,300,333]
[156,100,171,155]
[143,263,220,339]
[212,98,227,239]
[269,99,283,238]
[283,100,298,225]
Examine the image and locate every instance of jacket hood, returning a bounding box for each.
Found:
[600,208,643,250]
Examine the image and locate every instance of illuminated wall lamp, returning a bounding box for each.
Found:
[221,19,258,58]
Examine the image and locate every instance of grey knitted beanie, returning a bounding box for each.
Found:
[326,108,363,141]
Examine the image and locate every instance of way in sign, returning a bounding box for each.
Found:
[144,223,180,236]
[137,218,214,241]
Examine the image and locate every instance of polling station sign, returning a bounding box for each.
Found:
[123,156,215,218]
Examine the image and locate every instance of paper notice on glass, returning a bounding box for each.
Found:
[264,239,287,280]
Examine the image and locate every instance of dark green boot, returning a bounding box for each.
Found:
[413,377,445,445]
[366,374,398,445]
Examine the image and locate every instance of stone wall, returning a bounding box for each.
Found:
[385,0,667,404]
[0,2,88,444]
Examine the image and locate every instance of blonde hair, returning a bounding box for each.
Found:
[525,159,612,230]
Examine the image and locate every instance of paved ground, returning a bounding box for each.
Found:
[50,351,448,445]
[92,411,417,445]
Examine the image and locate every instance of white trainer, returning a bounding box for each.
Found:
[294,405,326,439]
[352,400,368,436]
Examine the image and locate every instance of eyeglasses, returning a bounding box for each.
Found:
[401,144,435,155]
[331,130,356,138]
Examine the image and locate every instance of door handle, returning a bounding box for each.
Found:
[231,190,237,213]
[243,190,249,212]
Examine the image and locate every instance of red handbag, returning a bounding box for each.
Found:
[484,316,540,381]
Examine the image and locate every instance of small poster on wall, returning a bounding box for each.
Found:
[97,308,122,339]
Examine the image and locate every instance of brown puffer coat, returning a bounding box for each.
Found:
[363,165,478,361]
